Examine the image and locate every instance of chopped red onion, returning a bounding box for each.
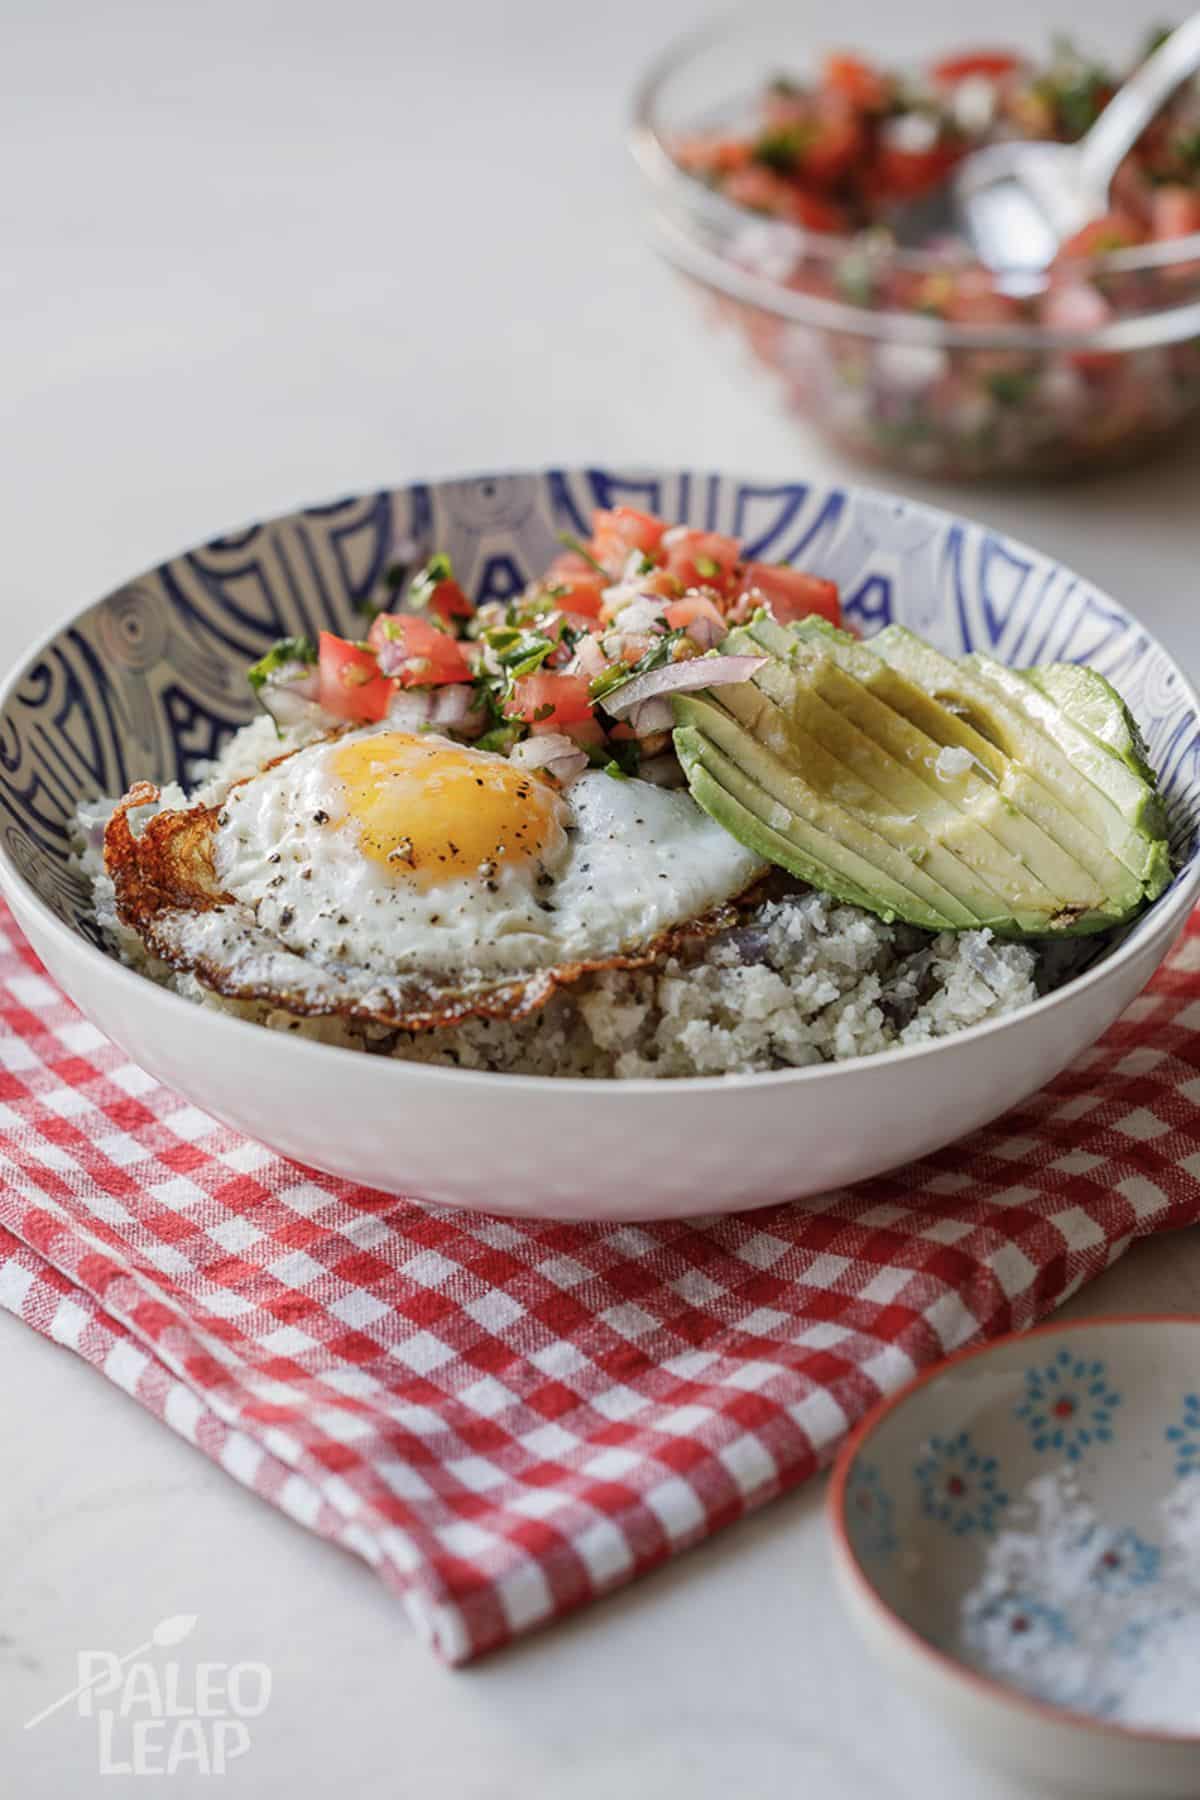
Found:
[683,614,725,652]
[599,654,766,718]
[509,733,589,786]
[570,634,610,681]
[430,683,484,737]
[626,696,675,736]
[258,677,324,730]
[386,688,435,729]
[374,639,414,677]
[610,596,668,636]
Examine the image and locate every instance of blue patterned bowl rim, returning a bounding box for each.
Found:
[1,465,1198,1090]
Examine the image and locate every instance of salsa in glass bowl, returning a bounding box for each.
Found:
[631,10,1200,479]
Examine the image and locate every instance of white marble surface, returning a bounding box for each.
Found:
[4,0,1200,1792]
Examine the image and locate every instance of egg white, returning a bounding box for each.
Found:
[211,729,764,981]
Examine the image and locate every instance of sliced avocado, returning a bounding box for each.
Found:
[738,617,1113,932]
[780,615,1112,910]
[674,698,972,930]
[869,627,1163,907]
[1021,663,1159,790]
[671,614,1167,937]
[718,627,1062,932]
[965,651,1167,867]
[674,717,959,929]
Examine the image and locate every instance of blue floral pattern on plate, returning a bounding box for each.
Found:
[844,1462,897,1559]
[1165,1392,1200,1477]
[1015,1349,1121,1461]
[1089,1528,1161,1594]
[914,1429,1008,1535]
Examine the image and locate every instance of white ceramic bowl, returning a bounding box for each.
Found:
[2,467,1198,1220]
[829,1317,1200,1797]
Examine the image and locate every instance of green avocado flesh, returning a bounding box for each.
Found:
[671,614,1171,938]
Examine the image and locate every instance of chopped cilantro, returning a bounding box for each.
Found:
[506,637,556,679]
[603,739,641,778]
[590,630,685,703]
[408,552,455,611]
[483,625,556,680]
[476,723,522,755]
[247,636,316,692]
[1037,41,1112,139]
[482,626,522,655]
[752,126,809,174]
[987,369,1036,406]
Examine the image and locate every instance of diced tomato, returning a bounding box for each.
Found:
[931,50,1021,84]
[425,578,473,625]
[673,133,754,178]
[1152,186,1200,241]
[739,564,841,628]
[663,530,743,596]
[505,672,595,727]
[788,190,849,233]
[665,594,728,636]
[367,613,472,686]
[942,268,1023,326]
[543,553,607,615]
[590,508,668,580]
[1057,211,1145,261]
[876,141,962,201]
[822,53,890,111]
[557,715,605,749]
[318,632,395,722]
[614,632,662,666]
[546,569,607,617]
[798,96,865,186]
[590,507,667,565]
[724,164,807,219]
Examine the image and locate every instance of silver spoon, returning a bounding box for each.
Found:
[895,13,1200,277]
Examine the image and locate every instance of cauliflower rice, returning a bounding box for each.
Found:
[74,715,1094,1080]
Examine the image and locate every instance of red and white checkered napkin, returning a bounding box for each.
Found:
[3,899,1200,1665]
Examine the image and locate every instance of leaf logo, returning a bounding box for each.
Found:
[151,1615,198,1648]
[24,1613,201,1729]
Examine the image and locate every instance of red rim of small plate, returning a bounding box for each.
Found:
[827,1311,1200,1746]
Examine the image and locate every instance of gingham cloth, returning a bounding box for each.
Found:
[2,900,1200,1664]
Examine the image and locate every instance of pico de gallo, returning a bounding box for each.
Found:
[665,28,1200,477]
[675,29,1200,254]
[246,508,842,785]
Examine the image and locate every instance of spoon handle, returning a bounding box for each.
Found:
[1079,13,1200,200]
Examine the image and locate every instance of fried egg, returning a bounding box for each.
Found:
[104,728,765,1029]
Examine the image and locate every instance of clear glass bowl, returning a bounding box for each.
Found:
[630,6,1200,480]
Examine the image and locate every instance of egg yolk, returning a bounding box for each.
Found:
[330,732,568,887]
